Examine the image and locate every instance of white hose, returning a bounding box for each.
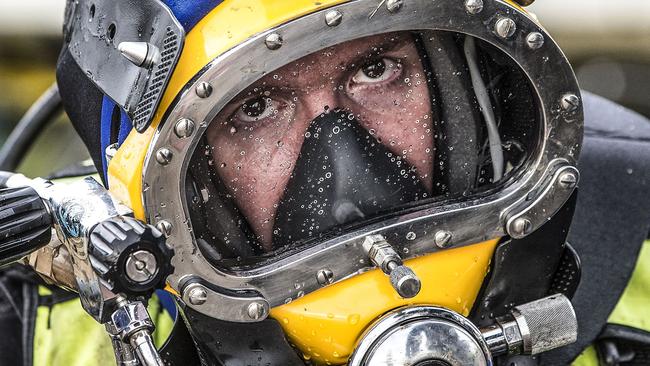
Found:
[463,36,504,181]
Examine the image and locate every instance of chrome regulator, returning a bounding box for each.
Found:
[349,294,578,366]
[0,173,173,366]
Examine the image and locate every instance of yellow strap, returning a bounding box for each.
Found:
[572,239,650,365]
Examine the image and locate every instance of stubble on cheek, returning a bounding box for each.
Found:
[345,51,435,191]
[206,118,305,250]
[355,105,434,192]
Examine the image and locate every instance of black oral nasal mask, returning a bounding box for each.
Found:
[271,110,429,248]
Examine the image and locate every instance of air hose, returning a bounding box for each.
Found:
[0,83,62,171]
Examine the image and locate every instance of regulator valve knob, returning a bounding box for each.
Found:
[481,294,578,356]
[89,216,173,297]
[362,234,421,298]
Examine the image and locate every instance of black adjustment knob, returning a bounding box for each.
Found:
[89,216,173,296]
[0,186,52,266]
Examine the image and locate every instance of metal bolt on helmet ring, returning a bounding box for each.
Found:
[142,0,583,322]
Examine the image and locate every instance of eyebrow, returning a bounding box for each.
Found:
[353,34,410,59]
[231,33,413,98]
[309,34,410,71]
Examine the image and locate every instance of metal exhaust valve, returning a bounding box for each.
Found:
[349,294,578,366]
[0,173,173,366]
[362,234,421,298]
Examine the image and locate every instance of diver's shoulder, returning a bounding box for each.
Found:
[582,90,650,142]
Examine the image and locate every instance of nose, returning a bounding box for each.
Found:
[298,88,342,122]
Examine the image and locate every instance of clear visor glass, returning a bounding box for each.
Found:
[185,30,539,268]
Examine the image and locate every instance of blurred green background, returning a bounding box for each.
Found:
[0,30,89,176]
[0,0,648,177]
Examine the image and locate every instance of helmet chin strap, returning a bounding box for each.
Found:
[272,109,429,248]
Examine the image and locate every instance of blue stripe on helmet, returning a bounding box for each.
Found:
[100,97,133,184]
[162,0,224,31]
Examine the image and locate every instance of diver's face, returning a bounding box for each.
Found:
[207,32,434,249]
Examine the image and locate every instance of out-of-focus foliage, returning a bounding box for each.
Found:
[0,36,90,177]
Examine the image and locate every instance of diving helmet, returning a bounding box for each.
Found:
[54,0,584,364]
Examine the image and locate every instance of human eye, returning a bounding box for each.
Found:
[233,96,281,124]
[351,57,402,85]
